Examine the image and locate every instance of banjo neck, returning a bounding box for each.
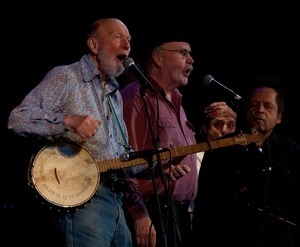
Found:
[97,130,266,172]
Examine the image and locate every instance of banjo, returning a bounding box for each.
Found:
[28,130,266,210]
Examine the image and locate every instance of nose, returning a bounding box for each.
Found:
[256,103,265,112]
[122,38,131,51]
[187,53,194,64]
[221,125,230,135]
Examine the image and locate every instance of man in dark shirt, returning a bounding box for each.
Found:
[192,75,300,247]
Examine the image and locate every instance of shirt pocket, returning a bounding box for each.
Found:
[158,117,176,128]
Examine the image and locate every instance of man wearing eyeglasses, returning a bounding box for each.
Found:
[121,22,197,247]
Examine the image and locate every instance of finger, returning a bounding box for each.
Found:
[173,165,185,177]
[167,170,177,181]
[181,164,191,173]
[169,173,177,181]
[171,165,181,177]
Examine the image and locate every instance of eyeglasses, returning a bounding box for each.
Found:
[159,48,191,59]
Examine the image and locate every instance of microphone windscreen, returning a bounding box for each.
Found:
[123,57,135,70]
[203,74,214,85]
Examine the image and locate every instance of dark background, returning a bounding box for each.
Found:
[1,3,299,246]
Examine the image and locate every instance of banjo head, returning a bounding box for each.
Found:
[29,142,100,209]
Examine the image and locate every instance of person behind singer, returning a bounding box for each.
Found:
[192,101,237,221]
[198,101,237,141]
[192,75,300,247]
[121,22,197,247]
[7,18,138,247]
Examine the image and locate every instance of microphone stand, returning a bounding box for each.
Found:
[259,141,271,247]
[238,97,270,247]
[139,83,181,247]
[220,85,269,246]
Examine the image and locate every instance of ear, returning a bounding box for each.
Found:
[87,38,98,54]
[152,50,163,68]
[276,113,282,124]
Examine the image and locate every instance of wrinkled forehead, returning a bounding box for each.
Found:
[211,116,236,124]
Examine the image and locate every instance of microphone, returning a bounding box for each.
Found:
[119,148,169,162]
[203,75,265,135]
[203,74,242,100]
[122,57,155,93]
